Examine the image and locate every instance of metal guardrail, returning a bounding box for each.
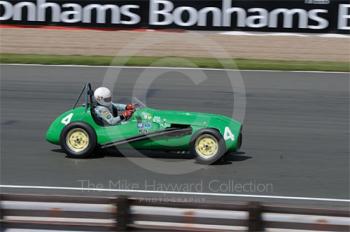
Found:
[0,194,349,231]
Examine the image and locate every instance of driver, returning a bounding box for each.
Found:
[93,87,135,125]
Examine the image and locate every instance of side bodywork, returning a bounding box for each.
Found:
[46,107,242,152]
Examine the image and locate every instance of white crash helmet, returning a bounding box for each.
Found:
[94,87,112,107]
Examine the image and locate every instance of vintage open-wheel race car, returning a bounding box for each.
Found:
[46,83,243,164]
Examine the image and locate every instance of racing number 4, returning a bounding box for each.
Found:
[61,113,73,125]
[224,127,235,141]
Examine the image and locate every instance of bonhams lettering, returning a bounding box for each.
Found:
[0,0,349,33]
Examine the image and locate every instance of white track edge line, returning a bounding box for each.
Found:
[1,63,349,74]
[1,185,349,203]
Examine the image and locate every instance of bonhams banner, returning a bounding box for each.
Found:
[0,0,349,33]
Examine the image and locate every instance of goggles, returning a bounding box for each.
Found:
[104,97,112,103]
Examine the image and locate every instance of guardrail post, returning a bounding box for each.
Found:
[0,195,4,231]
[248,202,264,232]
[116,195,131,231]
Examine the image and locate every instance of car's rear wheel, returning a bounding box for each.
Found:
[237,132,243,150]
[60,122,97,158]
[190,129,226,164]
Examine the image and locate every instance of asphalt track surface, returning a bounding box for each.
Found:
[0,64,349,209]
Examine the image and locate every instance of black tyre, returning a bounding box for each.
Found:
[237,132,243,150]
[60,122,97,158]
[190,129,226,165]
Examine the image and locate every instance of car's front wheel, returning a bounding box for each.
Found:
[60,122,97,158]
[190,129,226,164]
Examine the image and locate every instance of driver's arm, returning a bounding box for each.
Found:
[95,107,123,125]
[112,103,127,111]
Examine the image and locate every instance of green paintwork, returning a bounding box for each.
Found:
[46,106,242,152]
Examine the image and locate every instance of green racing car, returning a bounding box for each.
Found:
[46,83,243,164]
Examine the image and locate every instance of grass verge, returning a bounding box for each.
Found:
[0,53,349,72]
